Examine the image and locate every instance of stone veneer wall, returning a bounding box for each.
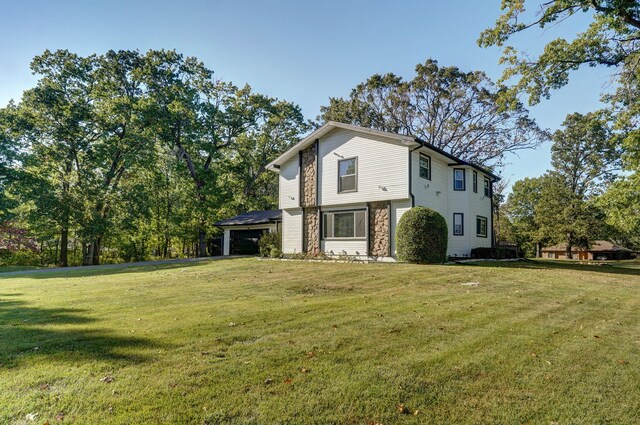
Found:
[369,202,390,257]
[303,207,320,254]
[300,143,317,208]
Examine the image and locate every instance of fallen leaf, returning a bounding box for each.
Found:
[264,378,272,385]
[55,412,65,421]
[100,375,115,383]
[39,383,50,390]
[283,378,292,384]
[300,368,310,373]
[306,351,315,358]
[617,359,626,365]
[397,403,410,414]
[593,335,601,339]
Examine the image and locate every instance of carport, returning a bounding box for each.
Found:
[214,210,281,256]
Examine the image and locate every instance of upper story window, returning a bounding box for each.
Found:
[472,171,478,193]
[484,178,490,197]
[338,158,357,193]
[453,169,465,191]
[323,210,366,239]
[476,216,488,238]
[419,154,431,180]
[453,213,464,235]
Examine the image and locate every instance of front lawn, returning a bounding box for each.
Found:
[1,258,639,423]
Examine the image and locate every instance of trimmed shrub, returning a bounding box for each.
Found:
[470,247,519,259]
[259,230,281,257]
[396,207,448,264]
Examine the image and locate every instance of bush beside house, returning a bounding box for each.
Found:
[396,207,447,264]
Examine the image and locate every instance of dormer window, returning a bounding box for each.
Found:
[338,158,357,193]
[453,169,465,191]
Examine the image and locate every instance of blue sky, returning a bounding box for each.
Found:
[0,0,616,189]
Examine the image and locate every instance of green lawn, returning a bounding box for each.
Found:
[1,258,640,424]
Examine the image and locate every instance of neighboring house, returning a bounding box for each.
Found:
[266,121,499,259]
[541,240,635,260]
[215,210,281,255]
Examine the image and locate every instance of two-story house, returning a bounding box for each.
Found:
[266,121,499,259]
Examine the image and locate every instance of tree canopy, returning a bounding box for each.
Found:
[479,0,640,105]
[319,59,546,167]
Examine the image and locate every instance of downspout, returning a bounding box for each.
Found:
[490,179,495,248]
[408,143,422,207]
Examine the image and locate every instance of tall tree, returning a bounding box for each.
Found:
[319,59,545,167]
[18,50,98,267]
[550,111,621,196]
[479,0,640,105]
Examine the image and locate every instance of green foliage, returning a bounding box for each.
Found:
[396,207,448,264]
[258,230,281,258]
[596,172,640,249]
[319,59,545,167]
[1,49,307,266]
[479,0,640,105]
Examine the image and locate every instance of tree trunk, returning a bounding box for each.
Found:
[59,229,68,267]
[92,236,101,265]
[536,242,541,258]
[566,244,573,260]
[83,242,94,266]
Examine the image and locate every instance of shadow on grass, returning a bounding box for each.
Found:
[0,256,247,280]
[0,296,168,368]
[469,259,640,276]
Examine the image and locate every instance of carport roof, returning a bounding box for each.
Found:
[214,209,282,227]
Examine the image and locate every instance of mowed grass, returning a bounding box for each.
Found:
[1,259,640,424]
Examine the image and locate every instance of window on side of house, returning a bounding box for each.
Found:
[476,216,487,238]
[472,171,478,193]
[322,210,366,239]
[338,158,357,193]
[419,154,431,180]
[453,213,464,236]
[453,169,465,191]
[484,177,490,197]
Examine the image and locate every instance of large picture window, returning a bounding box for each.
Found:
[453,213,464,236]
[338,158,357,193]
[419,154,431,180]
[453,169,465,191]
[323,210,366,239]
[476,216,488,238]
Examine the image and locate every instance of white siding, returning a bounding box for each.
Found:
[282,208,303,254]
[390,200,412,256]
[279,157,299,209]
[318,129,409,206]
[321,240,368,257]
[411,149,449,219]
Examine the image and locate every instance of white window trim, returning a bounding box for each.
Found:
[322,209,367,240]
[476,216,488,238]
[338,157,358,193]
[453,213,464,236]
[419,153,431,180]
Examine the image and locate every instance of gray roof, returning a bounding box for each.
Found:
[214,210,282,227]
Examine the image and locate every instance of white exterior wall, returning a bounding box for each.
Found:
[468,176,493,252]
[390,200,412,256]
[282,208,303,254]
[318,129,409,206]
[411,149,449,219]
[279,157,299,209]
[320,203,368,256]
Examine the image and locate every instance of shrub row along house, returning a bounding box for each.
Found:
[254,122,497,260]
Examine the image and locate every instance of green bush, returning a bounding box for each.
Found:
[259,230,281,257]
[396,207,448,264]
